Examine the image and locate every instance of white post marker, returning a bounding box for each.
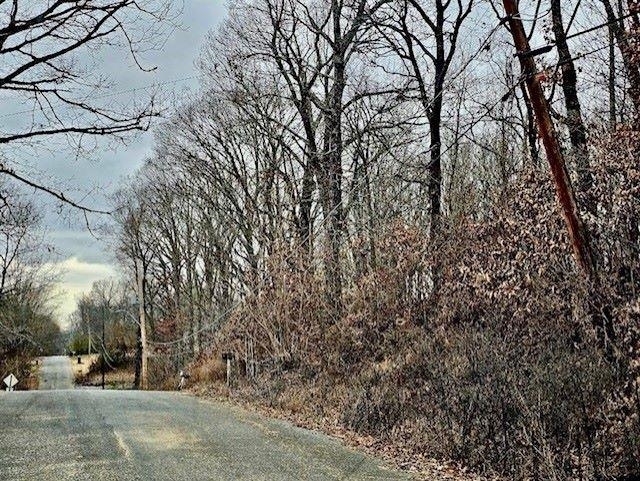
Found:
[3,373,18,392]
[222,353,233,387]
[178,370,190,390]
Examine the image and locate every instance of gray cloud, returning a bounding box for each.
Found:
[0,1,228,322]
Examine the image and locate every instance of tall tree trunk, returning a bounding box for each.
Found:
[602,0,640,123]
[426,7,448,297]
[521,84,539,166]
[608,19,618,128]
[428,6,446,234]
[551,0,591,194]
[618,0,640,293]
[298,160,315,251]
[318,0,347,317]
[134,322,142,389]
[428,103,443,234]
[363,153,377,270]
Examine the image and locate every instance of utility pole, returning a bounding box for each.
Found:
[101,306,106,390]
[137,261,148,390]
[502,0,595,279]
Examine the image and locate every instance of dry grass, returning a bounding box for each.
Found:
[74,355,136,390]
[80,367,136,390]
[23,358,41,390]
[71,354,99,381]
[190,357,227,384]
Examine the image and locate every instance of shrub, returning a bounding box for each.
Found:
[190,356,227,384]
[196,131,640,480]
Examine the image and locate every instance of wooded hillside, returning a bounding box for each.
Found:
[103,1,640,478]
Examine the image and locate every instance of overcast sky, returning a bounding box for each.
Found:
[7,1,228,327]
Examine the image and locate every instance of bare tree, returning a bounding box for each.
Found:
[550,0,592,195]
[0,0,178,202]
[381,0,473,234]
[0,181,60,378]
[0,181,40,297]
[600,0,640,120]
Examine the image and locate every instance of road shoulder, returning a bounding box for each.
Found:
[187,385,480,481]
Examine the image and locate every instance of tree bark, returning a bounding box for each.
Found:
[317,0,349,316]
[428,77,444,235]
[520,84,539,166]
[298,161,315,251]
[601,0,640,123]
[136,261,148,390]
[608,19,618,128]
[550,0,592,194]
[503,0,595,278]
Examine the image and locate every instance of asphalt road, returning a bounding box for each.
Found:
[0,357,411,481]
[37,355,75,390]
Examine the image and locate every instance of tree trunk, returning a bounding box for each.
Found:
[298,160,315,251]
[137,261,148,390]
[318,0,348,317]
[428,107,443,235]
[134,322,142,389]
[550,0,592,194]
[608,19,618,128]
[521,84,539,166]
[601,0,640,123]
[428,7,446,235]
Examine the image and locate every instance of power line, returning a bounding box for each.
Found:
[148,20,507,348]
[146,20,628,350]
[565,11,634,41]
[150,81,514,352]
[0,75,198,120]
[520,11,635,59]
[496,38,620,105]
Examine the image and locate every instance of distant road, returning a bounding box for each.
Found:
[0,356,410,481]
[37,355,75,390]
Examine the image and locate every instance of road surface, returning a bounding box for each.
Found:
[0,356,410,480]
[37,355,75,390]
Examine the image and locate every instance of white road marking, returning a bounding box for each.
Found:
[114,430,132,459]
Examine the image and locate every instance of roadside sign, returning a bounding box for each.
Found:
[3,373,18,391]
